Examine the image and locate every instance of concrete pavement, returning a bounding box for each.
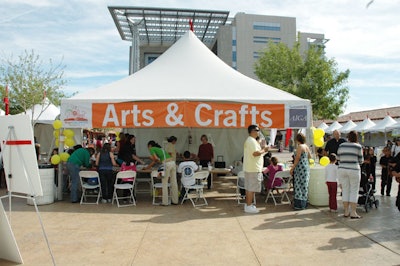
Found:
[0,151,399,265]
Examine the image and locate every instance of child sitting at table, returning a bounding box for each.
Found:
[263,157,283,192]
[177,150,199,201]
[325,153,339,212]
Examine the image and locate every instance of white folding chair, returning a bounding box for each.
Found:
[135,173,152,196]
[112,170,136,207]
[181,171,208,207]
[236,171,256,205]
[79,171,101,205]
[265,170,292,205]
[151,170,171,205]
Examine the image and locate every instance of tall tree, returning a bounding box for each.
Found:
[0,50,67,121]
[255,41,349,120]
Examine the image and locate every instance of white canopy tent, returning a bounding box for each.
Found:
[61,31,311,164]
[20,99,81,159]
[352,118,376,133]
[368,115,397,132]
[325,121,343,135]
[0,108,4,116]
[23,98,60,124]
[340,120,357,134]
[387,122,400,131]
[317,122,329,131]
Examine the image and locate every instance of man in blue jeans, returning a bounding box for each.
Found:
[66,147,95,203]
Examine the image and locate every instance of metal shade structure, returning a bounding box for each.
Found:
[108,6,229,47]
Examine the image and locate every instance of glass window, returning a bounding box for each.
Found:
[253,36,281,44]
[253,22,281,31]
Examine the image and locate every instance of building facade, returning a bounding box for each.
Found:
[213,13,326,80]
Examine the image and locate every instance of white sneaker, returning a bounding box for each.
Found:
[101,199,107,203]
[244,204,259,214]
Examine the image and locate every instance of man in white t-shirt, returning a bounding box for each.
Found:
[178,151,199,200]
[243,125,269,214]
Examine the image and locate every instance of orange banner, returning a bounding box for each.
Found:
[92,101,284,128]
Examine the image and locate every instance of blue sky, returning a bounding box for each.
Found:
[1,0,399,115]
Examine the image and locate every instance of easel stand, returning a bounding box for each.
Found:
[0,124,56,265]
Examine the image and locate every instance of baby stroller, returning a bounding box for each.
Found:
[358,164,379,212]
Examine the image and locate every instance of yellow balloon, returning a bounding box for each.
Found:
[116,136,120,141]
[310,126,316,131]
[60,152,70,162]
[63,129,74,138]
[53,120,63,130]
[51,154,61,165]
[314,137,324,147]
[65,138,75,147]
[314,128,325,139]
[53,130,60,138]
[309,159,315,164]
[55,139,59,147]
[319,156,330,166]
[116,132,120,137]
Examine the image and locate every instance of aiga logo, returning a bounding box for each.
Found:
[289,109,307,127]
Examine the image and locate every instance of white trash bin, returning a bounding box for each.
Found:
[27,164,55,205]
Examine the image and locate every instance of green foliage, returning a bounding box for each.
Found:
[0,50,67,116]
[255,41,349,120]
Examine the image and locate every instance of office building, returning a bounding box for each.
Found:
[108,7,326,80]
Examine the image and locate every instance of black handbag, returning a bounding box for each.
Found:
[214,155,226,168]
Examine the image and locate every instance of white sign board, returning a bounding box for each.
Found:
[0,203,23,264]
[0,115,42,196]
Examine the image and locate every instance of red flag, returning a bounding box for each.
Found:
[285,128,292,147]
[189,19,194,31]
[3,84,9,115]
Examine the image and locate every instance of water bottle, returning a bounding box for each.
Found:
[208,162,212,171]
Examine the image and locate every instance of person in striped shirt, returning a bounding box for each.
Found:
[337,130,364,219]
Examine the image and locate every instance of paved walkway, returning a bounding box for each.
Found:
[1,151,399,265]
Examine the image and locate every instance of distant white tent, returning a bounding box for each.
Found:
[386,122,400,131]
[340,120,357,134]
[0,108,4,116]
[352,118,376,132]
[23,98,60,124]
[317,122,329,130]
[325,121,343,134]
[368,115,397,132]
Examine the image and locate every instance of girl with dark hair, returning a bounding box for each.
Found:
[96,143,119,203]
[118,135,145,165]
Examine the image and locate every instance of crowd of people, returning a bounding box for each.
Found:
[2,127,399,214]
[322,130,400,217]
[244,127,400,215]
[61,133,215,205]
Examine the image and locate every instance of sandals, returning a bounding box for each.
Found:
[350,215,362,219]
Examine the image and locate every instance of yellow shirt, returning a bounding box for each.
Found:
[243,136,263,172]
